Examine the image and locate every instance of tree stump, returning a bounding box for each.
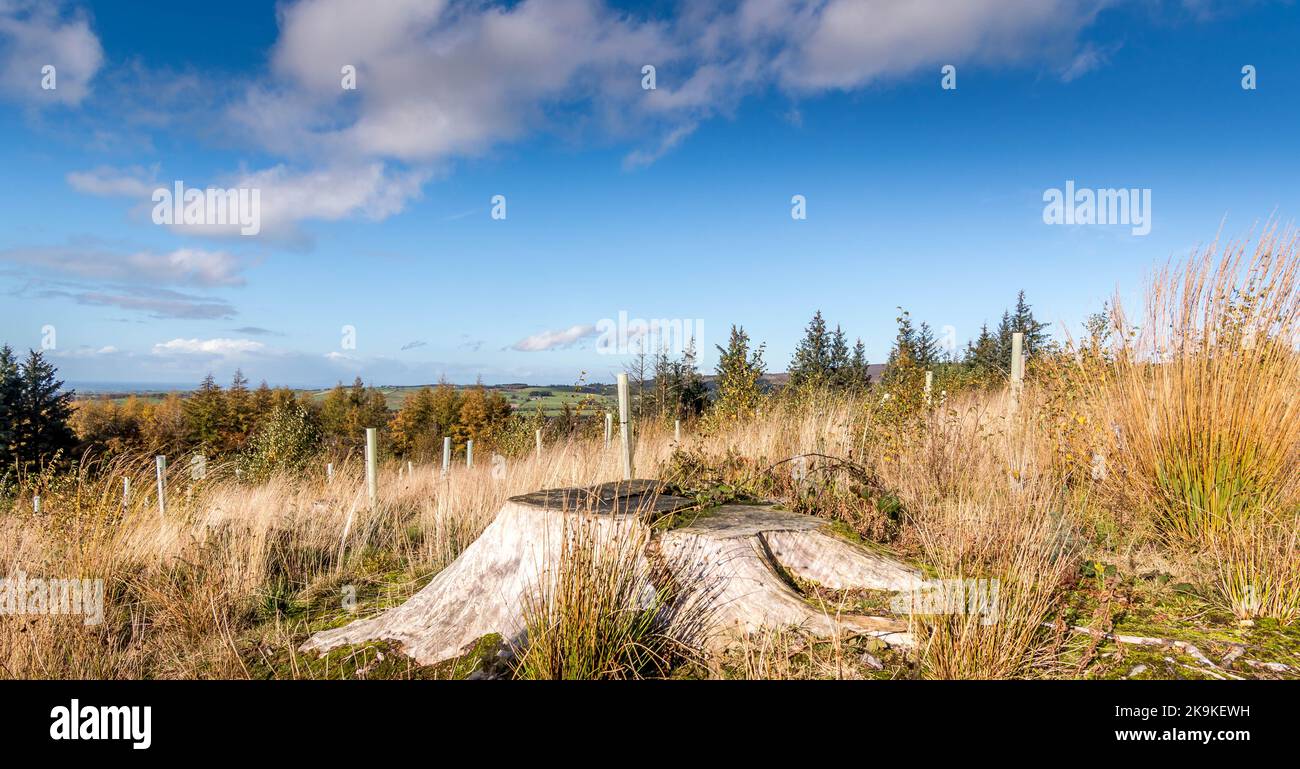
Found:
[302,480,923,666]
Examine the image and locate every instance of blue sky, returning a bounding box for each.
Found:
[2,0,1298,388]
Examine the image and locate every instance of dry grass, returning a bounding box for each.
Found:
[512,509,706,679]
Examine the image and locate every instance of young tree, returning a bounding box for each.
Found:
[1012,290,1051,357]
[0,345,19,466]
[848,338,871,389]
[677,339,708,419]
[964,323,1001,376]
[915,322,939,367]
[788,310,832,388]
[225,369,254,450]
[390,386,440,458]
[883,309,922,389]
[712,325,766,422]
[183,374,226,449]
[8,349,76,468]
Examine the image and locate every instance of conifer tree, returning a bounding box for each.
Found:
[8,349,76,468]
[183,374,226,449]
[848,339,871,388]
[713,325,766,421]
[788,310,832,388]
[0,345,19,465]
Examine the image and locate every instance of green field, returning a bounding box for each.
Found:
[86,383,615,417]
[303,384,614,416]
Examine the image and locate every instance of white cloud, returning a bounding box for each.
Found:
[54,345,119,359]
[0,243,248,287]
[770,0,1113,90]
[66,165,160,197]
[0,0,103,106]
[152,338,265,356]
[230,0,1114,176]
[237,0,672,163]
[71,162,429,239]
[511,324,598,352]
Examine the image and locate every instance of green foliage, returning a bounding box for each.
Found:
[710,325,766,424]
[237,397,322,482]
[1,347,76,471]
[319,377,389,451]
[788,311,870,392]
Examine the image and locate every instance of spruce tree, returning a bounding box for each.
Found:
[788,310,831,388]
[9,349,76,468]
[1011,290,1051,356]
[849,339,871,388]
[0,345,19,466]
[829,325,850,386]
[915,322,939,367]
[677,339,708,418]
[183,374,226,449]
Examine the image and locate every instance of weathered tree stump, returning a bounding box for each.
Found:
[302,480,923,666]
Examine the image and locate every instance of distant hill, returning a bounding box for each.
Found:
[70,367,889,416]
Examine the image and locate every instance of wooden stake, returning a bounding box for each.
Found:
[675,419,681,442]
[617,373,633,480]
[535,429,542,460]
[364,428,378,509]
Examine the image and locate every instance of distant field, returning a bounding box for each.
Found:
[82,383,615,417]
[303,384,614,416]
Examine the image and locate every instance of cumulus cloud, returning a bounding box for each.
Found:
[511,324,598,352]
[0,0,103,106]
[226,0,1114,176]
[246,0,671,162]
[152,338,265,356]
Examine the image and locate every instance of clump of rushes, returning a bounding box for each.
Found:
[1084,228,1300,548]
[513,511,702,680]
[1209,516,1300,624]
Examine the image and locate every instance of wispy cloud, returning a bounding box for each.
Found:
[0,242,249,287]
[511,324,597,352]
[39,285,238,319]
[66,164,159,197]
